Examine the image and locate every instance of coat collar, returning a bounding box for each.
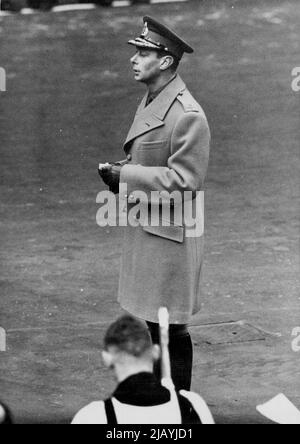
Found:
[112,372,171,406]
[124,75,186,149]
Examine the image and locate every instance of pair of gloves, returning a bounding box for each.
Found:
[98,163,123,194]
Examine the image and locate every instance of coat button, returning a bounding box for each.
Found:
[127,154,132,161]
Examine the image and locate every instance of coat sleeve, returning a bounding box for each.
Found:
[120,112,210,201]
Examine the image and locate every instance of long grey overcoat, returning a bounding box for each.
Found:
[118,75,210,324]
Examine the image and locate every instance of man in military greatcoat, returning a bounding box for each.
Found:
[99,16,211,391]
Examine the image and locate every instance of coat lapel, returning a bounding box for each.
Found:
[124,75,186,150]
[124,113,164,149]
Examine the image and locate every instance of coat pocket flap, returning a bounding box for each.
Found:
[142,224,184,243]
[139,140,168,151]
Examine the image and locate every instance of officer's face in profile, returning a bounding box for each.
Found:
[130,49,171,84]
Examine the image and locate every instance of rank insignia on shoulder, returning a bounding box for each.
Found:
[177,94,199,113]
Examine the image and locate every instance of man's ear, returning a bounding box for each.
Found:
[152,344,161,362]
[160,55,174,71]
[102,350,114,369]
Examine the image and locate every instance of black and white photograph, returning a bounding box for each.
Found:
[0,0,299,428]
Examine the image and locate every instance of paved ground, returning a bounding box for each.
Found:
[0,0,299,424]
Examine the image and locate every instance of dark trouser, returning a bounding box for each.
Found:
[146,321,193,391]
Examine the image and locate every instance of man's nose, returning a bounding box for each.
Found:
[130,53,138,64]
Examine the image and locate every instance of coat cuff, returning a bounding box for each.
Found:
[120,164,146,203]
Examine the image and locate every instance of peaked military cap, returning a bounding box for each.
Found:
[128,16,194,60]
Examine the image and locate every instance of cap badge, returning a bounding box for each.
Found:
[141,22,149,38]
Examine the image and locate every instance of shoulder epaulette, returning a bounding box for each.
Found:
[177,90,200,113]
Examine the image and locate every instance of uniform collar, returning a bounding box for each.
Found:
[124,75,186,148]
[137,74,186,121]
[146,74,177,107]
[112,372,171,407]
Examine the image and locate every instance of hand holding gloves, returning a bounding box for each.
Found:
[98,163,122,194]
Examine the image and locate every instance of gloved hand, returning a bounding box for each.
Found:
[98,164,122,194]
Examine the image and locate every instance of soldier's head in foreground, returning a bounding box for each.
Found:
[128,16,194,85]
[0,402,13,425]
[102,315,160,382]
